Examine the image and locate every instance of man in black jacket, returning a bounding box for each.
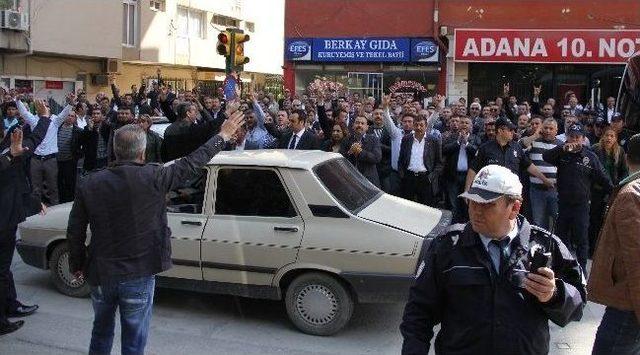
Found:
[266,110,319,150]
[0,120,49,335]
[66,109,244,354]
[81,107,111,172]
[401,164,586,355]
[161,102,222,162]
[398,115,443,207]
[442,116,480,222]
[340,115,382,187]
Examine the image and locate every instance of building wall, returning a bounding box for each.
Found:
[285,0,434,38]
[29,0,122,58]
[438,0,640,30]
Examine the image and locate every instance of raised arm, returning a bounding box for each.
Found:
[16,98,39,127]
[381,95,401,139]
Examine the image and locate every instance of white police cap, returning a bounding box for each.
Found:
[459,164,523,203]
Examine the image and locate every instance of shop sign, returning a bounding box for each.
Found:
[411,39,439,62]
[312,38,411,62]
[285,39,313,61]
[45,81,63,89]
[454,29,640,64]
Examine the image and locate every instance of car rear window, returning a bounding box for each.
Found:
[314,158,381,213]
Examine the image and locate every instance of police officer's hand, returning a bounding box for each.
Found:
[524,267,556,303]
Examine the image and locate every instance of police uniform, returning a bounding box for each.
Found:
[401,217,586,355]
[471,139,532,176]
[400,165,586,355]
[542,133,613,272]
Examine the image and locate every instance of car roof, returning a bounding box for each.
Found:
[207,149,342,170]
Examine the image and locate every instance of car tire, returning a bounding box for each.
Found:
[285,272,354,336]
[48,242,90,298]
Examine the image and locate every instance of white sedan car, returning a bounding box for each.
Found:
[17,150,451,335]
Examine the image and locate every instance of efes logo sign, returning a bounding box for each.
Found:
[285,39,312,61]
[411,39,439,62]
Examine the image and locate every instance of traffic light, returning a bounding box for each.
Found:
[233,32,250,67]
[216,31,231,57]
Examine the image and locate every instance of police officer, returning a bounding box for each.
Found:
[400,164,586,355]
[542,123,613,272]
[466,117,554,191]
[0,120,49,335]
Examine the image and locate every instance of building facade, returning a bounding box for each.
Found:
[0,0,284,108]
[284,0,442,102]
[437,0,640,105]
[285,0,640,106]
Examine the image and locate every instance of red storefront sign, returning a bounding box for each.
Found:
[454,29,640,64]
[45,81,63,89]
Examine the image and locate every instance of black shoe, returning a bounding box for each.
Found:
[7,304,38,318]
[0,320,24,335]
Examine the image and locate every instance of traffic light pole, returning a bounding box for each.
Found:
[226,28,237,74]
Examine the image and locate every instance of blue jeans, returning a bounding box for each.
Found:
[592,307,640,355]
[89,276,155,355]
[529,186,558,230]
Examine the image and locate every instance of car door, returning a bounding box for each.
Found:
[158,169,208,280]
[201,166,304,287]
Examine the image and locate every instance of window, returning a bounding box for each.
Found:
[166,170,207,214]
[211,14,240,28]
[150,0,164,11]
[244,21,255,32]
[314,158,381,213]
[122,0,137,46]
[177,6,205,39]
[215,168,296,217]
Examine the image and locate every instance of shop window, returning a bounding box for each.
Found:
[150,0,165,12]
[177,6,205,39]
[122,0,137,47]
[212,14,240,28]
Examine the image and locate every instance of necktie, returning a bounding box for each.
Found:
[288,135,297,149]
[488,238,510,274]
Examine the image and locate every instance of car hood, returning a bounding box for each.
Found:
[20,202,73,231]
[357,194,445,236]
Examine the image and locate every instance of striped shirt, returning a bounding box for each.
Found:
[57,125,74,161]
[528,138,562,185]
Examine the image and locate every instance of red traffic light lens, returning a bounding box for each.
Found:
[217,33,229,44]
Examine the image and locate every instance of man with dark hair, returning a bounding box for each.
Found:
[0,118,50,335]
[267,109,318,150]
[398,114,442,206]
[82,107,111,172]
[590,134,640,354]
[66,109,244,354]
[2,101,19,131]
[340,115,381,187]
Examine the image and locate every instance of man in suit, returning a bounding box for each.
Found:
[340,115,382,187]
[0,118,50,335]
[398,114,443,207]
[442,116,480,222]
[66,110,244,354]
[267,110,319,150]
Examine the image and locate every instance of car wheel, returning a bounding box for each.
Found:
[48,242,90,298]
[285,272,354,336]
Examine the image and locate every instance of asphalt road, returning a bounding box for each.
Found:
[1,257,604,355]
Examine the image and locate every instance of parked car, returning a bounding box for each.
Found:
[16,150,451,335]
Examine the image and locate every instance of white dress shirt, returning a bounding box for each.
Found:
[457,141,469,172]
[17,100,72,156]
[408,135,427,173]
[606,108,616,123]
[287,129,305,149]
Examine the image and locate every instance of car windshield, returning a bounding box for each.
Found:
[314,157,381,213]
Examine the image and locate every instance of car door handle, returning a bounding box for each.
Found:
[181,220,202,226]
[274,226,299,233]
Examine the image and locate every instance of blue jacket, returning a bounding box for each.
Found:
[400,217,586,355]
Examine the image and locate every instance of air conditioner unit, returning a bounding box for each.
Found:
[105,58,122,74]
[1,10,28,31]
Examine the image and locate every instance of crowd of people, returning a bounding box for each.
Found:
[2,76,640,352]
